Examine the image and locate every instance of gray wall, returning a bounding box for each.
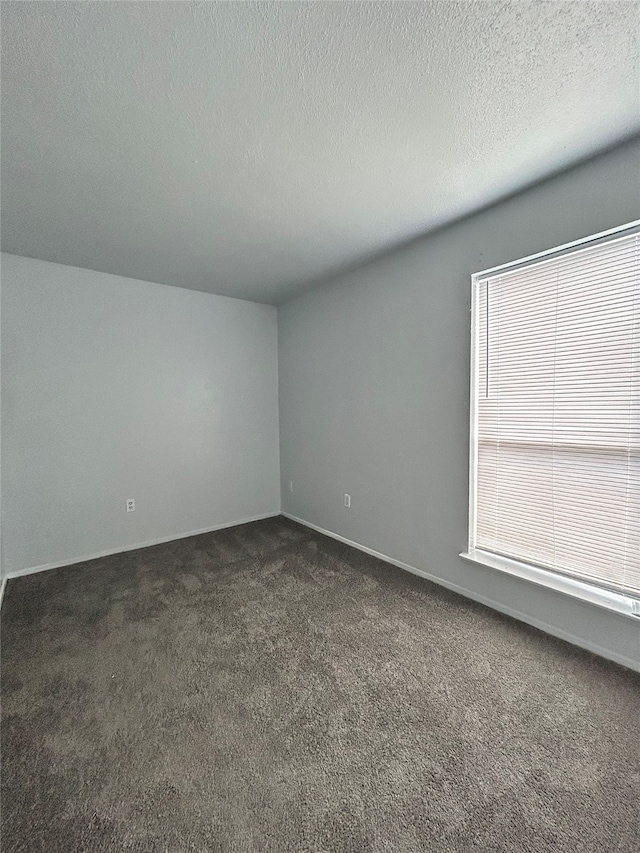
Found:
[1,254,280,574]
[0,267,3,586]
[279,138,640,670]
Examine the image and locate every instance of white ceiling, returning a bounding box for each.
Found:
[2,2,639,304]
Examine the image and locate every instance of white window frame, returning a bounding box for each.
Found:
[460,220,640,620]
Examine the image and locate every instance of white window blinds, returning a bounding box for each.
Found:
[472,229,640,599]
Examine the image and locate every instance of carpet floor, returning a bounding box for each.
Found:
[1,516,638,852]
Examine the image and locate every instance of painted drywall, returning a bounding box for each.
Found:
[279,138,640,670]
[0,266,3,589]
[2,2,639,303]
[1,254,280,574]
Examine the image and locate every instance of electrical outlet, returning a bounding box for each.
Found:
[343,494,351,508]
[126,498,135,513]
[288,480,294,493]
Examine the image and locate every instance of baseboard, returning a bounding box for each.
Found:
[281,512,640,673]
[0,576,7,613]
[4,512,280,582]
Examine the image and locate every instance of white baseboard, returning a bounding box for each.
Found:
[3,512,280,582]
[0,576,7,613]
[282,512,640,674]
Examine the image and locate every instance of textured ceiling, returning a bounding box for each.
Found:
[2,2,639,304]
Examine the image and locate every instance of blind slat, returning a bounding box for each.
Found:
[473,230,640,598]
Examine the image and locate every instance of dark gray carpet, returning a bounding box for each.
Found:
[1,516,639,852]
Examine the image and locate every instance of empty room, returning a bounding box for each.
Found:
[1,2,639,851]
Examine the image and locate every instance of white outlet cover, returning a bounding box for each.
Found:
[126,499,135,512]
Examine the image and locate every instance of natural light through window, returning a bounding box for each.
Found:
[462,223,640,617]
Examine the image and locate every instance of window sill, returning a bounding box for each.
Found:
[459,549,640,619]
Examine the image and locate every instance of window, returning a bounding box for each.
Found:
[462,223,640,617]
